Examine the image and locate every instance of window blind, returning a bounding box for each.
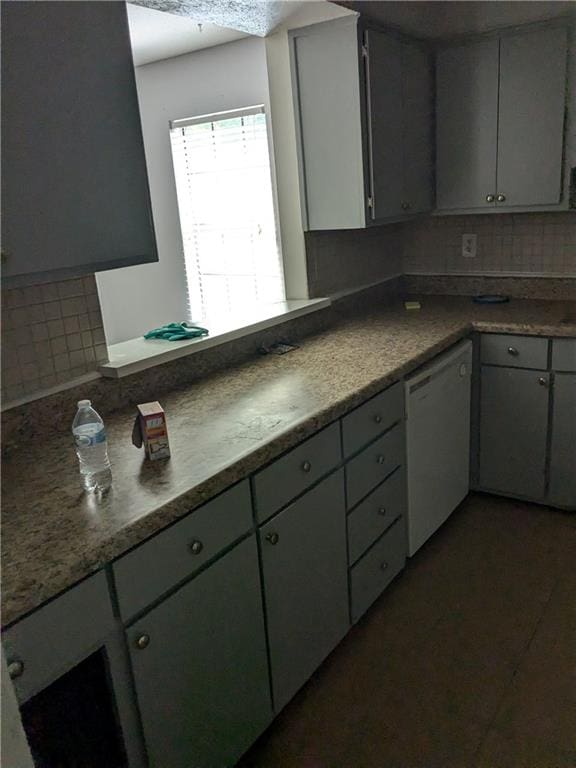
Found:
[169,106,285,325]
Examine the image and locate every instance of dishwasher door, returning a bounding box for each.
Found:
[405,340,472,556]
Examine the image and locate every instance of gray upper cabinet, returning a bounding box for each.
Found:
[365,31,404,220]
[479,366,550,500]
[402,42,435,215]
[260,471,349,712]
[436,24,569,213]
[436,38,499,211]
[548,373,576,510]
[1,1,157,286]
[497,26,568,207]
[128,536,272,768]
[366,31,433,220]
[290,17,433,230]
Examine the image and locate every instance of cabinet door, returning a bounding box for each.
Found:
[128,536,272,768]
[479,367,549,500]
[260,470,349,712]
[436,38,499,210]
[402,42,433,215]
[496,26,567,207]
[365,30,404,220]
[548,373,576,510]
[1,1,157,284]
[291,18,366,230]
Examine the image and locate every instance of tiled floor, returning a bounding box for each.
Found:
[239,493,576,768]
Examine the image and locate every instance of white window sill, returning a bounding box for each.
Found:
[99,298,331,379]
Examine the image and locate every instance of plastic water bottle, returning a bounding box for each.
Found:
[72,400,112,493]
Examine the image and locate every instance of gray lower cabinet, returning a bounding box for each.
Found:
[260,470,349,712]
[549,373,576,510]
[479,366,550,500]
[128,535,272,768]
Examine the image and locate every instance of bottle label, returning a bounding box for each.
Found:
[74,429,107,448]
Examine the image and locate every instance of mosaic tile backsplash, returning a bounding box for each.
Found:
[1,275,108,404]
[403,212,576,276]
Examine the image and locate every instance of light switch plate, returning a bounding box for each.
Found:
[462,234,477,258]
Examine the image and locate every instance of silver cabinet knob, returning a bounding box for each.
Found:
[507,346,519,356]
[378,507,387,516]
[401,202,410,211]
[266,532,279,545]
[301,460,312,473]
[7,659,24,680]
[380,561,389,572]
[189,539,203,555]
[538,377,548,387]
[374,414,382,424]
[377,455,386,465]
[135,634,150,650]
[497,194,506,203]
[486,194,495,203]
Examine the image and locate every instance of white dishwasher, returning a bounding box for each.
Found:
[405,339,472,556]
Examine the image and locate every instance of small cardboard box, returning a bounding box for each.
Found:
[132,401,170,461]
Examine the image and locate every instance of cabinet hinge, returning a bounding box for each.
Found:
[367,196,374,209]
[361,44,368,59]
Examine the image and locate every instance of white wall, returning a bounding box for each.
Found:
[96,37,272,345]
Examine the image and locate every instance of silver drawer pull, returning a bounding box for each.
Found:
[266,532,279,545]
[8,659,24,680]
[486,194,495,203]
[538,377,548,387]
[507,346,519,356]
[301,460,312,473]
[374,414,382,424]
[189,539,204,555]
[135,634,150,650]
[377,455,386,465]
[496,193,506,203]
[380,561,389,572]
[378,506,387,516]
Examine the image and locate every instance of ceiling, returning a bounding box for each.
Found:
[130,0,307,39]
[333,1,576,39]
[127,4,249,66]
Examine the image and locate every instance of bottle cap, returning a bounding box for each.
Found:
[77,399,91,408]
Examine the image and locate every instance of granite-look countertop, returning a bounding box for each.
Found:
[2,296,575,627]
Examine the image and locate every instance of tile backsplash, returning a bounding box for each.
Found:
[403,212,576,276]
[1,275,108,404]
[305,225,403,297]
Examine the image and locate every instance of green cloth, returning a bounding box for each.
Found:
[144,322,209,341]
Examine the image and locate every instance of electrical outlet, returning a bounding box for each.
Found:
[462,233,477,258]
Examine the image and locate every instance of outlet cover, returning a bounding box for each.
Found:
[462,233,477,258]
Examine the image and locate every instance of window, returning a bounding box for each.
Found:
[169,106,285,326]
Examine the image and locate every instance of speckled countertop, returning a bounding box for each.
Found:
[2,296,575,627]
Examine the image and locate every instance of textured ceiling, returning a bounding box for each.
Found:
[127,4,248,66]
[333,1,576,39]
[130,0,307,37]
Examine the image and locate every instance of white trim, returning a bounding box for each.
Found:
[99,298,331,379]
[170,104,264,129]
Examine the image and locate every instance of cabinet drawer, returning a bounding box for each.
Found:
[253,422,341,524]
[346,423,404,509]
[342,381,404,457]
[350,518,406,623]
[552,338,576,372]
[114,481,252,620]
[3,571,114,703]
[481,334,548,370]
[347,468,406,565]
